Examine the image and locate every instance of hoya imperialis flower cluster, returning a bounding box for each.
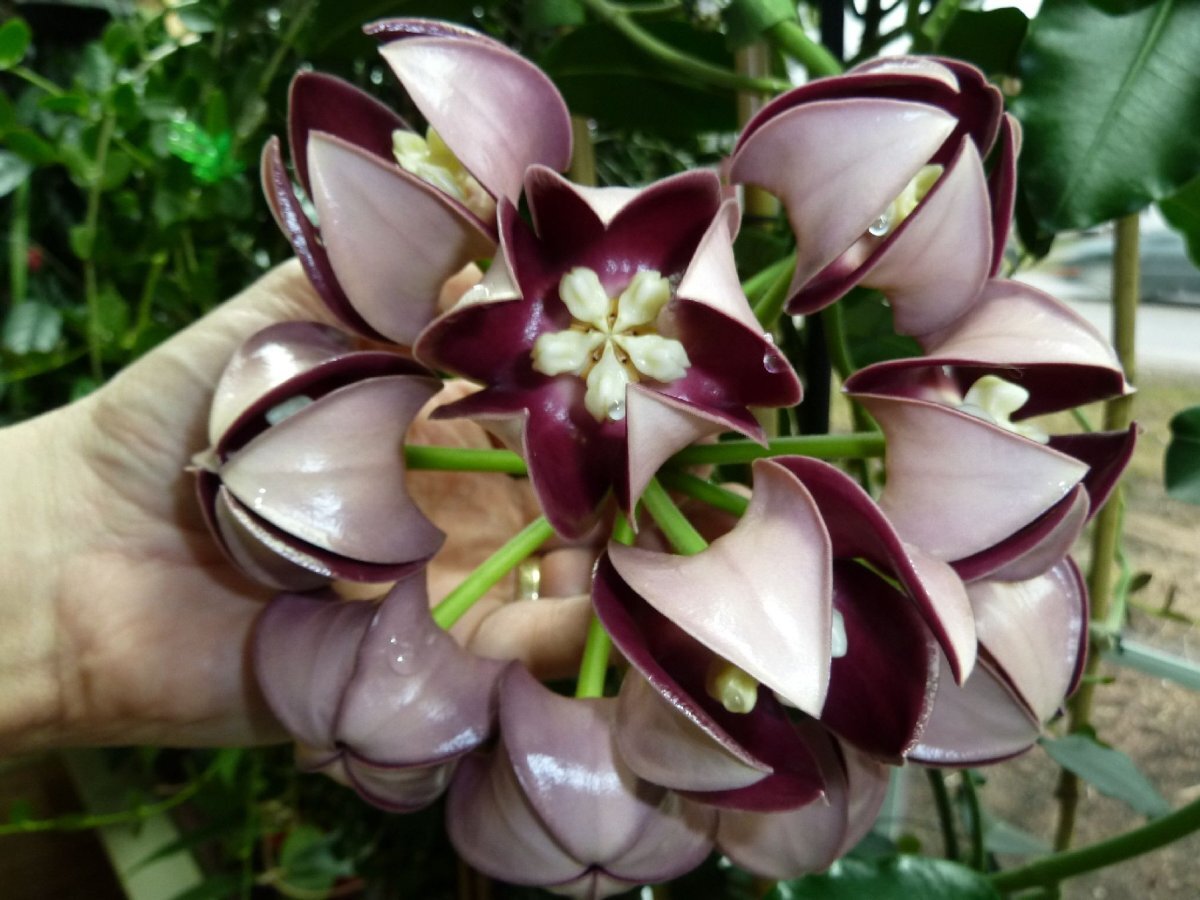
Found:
[191,18,1136,896]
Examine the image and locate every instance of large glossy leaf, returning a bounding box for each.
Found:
[1012,0,1200,234]
[1164,405,1200,504]
[1160,174,1200,268]
[1040,734,1171,817]
[935,8,1028,77]
[769,856,1000,899]
[539,22,737,137]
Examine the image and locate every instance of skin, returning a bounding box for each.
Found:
[0,260,593,755]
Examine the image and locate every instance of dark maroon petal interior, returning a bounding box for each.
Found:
[288,71,407,197]
[986,114,1018,277]
[822,562,938,760]
[952,485,1085,582]
[1049,425,1138,519]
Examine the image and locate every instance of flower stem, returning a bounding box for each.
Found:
[961,770,986,872]
[577,0,790,94]
[431,517,556,629]
[992,795,1200,892]
[669,432,884,466]
[925,768,960,862]
[404,445,527,474]
[657,470,749,517]
[742,252,795,307]
[642,478,708,556]
[763,19,843,76]
[1054,213,1139,852]
[575,615,613,699]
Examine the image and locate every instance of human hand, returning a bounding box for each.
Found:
[0,260,591,754]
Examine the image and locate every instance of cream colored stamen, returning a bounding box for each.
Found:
[959,375,1050,443]
[705,660,759,714]
[392,127,494,220]
[531,267,691,422]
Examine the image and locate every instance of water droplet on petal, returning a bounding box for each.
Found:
[763,351,785,374]
[607,398,626,421]
[867,213,891,237]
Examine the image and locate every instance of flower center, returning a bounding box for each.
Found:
[867,164,943,237]
[531,267,691,422]
[706,660,759,714]
[958,375,1050,443]
[392,127,495,221]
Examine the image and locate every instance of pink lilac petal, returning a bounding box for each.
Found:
[615,671,772,793]
[623,386,730,515]
[853,392,1089,562]
[771,456,976,684]
[595,791,715,885]
[1049,426,1138,516]
[335,577,505,766]
[955,485,1089,583]
[378,35,571,205]
[853,140,992,336]
[729,98,956,298]
[448,745,590,887]
[717,736,889,878]
[261,139,382,339]
[908,653,1042,766]
[307,132,495,346]
[342,756,456,813]
[287,71,406,197]
[969,561,1086,721]
[500,666,662,866]
[220,375,444,562]
[675,199,760,332]
[207,321,354,446]
[594,556,826,810]
[365,17,511,44]
[609,459,833,717]
[253,592,375,750]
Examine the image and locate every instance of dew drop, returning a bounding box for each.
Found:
[867,213,891,237]
[763,351,785,374]
[607,398,626,421]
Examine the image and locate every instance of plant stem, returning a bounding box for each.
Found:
[742,252,795,306]
[404,445,527,474]
[11,65,63,97]
[568,115,598,186]
[657,469,749,517]
[0,778,202,836]
[925,768,960,862]
[575,615,613,699]
[577,0,790,93]
[8,179,30,308]
[642,478,708,556]
[83,113,116,381]
[431,517,555,629]
[992,795,1200,892]
[961,770,986,872]
[763,19,843,76]
[670,432,884,466]
[1053,213,1139,852]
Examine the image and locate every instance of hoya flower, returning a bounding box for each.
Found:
[844,279,1136,580]
[193,322,443,591]
[416,167,801,538]
[911,559,1088,765]
[594,459,973,807]
[262,18,571,344]
[729,57,1016,335]
[716,737,890,879]
[447,665,715,897]
[253,576,506,811]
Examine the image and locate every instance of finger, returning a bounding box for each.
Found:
[458,594,592,681]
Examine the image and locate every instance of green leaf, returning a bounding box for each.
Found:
[0,18,32,71]
[90,285,130,350]
[982,813,1053,856]
[1012,0,1200,234]
[1160,174,1200,268]
[526,0,585,29]
[840,288,922,368]
[69,224,95,261]
[279,825,353,893]
[3,302,63,354]
[1040,734,1171,817]
[540,23,737,137]
[935,8,1029,76]
[0,150,32,198]
[724,0,796,48]
[1165,405,1200,503]
[4,130,57,165]
[768,856,1000,899]
[174,5,218,34]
